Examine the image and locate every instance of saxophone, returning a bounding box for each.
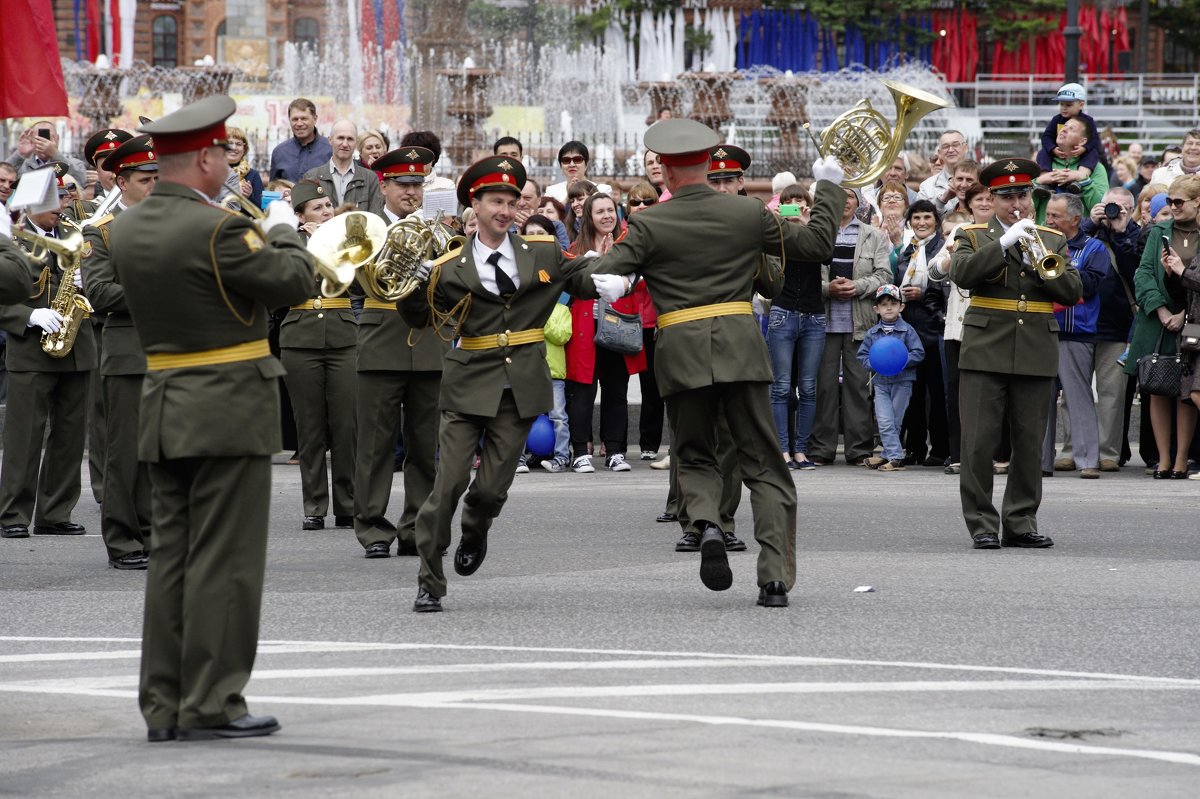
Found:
[13,226,93,357]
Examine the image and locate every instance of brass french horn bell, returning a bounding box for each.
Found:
[804,79,950,188]
[307,211,388,297]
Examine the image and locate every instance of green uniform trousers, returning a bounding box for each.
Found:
[100,373,150,558]
[88,319,106,504]
[666,407,741,533]
[353,370,442,550]
[281,346,356,519]
[416,390,528,598]
[958,370,1054,539]
[666,381,797,589]
[0,370,88,527]
[139,455,270,730]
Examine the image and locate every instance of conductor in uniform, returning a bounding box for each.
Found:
[400,155,631,612]
[950,158,1083,550]
[109,96,315,741]
[353,146,452,558]
[583,119,847,608]
[83,134,159,569]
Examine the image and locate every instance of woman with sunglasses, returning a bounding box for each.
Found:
[545,141,590,203]
[1124,175,1200,478]
[564,193,643,473]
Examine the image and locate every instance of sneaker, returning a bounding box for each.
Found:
[571,455,595,473]
[515,455,529,474]
[541,457,569,473]
[793,456,817,471]
[606,453,632,472]
[649,454,671,470]
[640,450,657,461]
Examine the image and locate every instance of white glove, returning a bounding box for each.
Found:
[0,211,11,240]
[415,259,434,283]
[811,156,845,185]
[72,268,83,289]
[28,308,64,334]
[591,274,629,304]
[999,218,1037,250]
[261,199,297,233]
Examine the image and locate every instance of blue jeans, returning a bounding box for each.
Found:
[874,379,914,462]
[550,379,570,462]
[767,308,826,454]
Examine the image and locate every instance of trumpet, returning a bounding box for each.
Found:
[1013,210,1067,280]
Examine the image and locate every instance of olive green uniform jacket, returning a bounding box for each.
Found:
[0,237,35,304]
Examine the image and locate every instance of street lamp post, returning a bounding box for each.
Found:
[1064,0,1082,83]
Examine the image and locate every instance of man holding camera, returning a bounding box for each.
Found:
[1077,188,1141,470]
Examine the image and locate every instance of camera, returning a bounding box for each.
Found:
[1103,202,1122,220]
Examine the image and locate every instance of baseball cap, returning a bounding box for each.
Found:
[1054,83,1086,103]
[1149,194,1169,219]
[874,284,902,303]
[1140,156,1159,168]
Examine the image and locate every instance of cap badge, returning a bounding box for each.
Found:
[409,165,416,172]
[316,186,324,194]
[405,149,419,159]
[104,131,118,141]
[1008,176,1016,183]
[497,160,513,171]
[501,174,510,182]
[718,160,726,169]
[1004,161,1019,172]
[714,148,728,158]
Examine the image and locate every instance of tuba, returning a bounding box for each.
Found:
[360,209,460,303]
[804,79,950,188]
[306,211,388,298]
[12,225,92,357]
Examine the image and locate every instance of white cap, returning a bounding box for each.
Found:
[771,171,797,194]
[1054,83,1086,102]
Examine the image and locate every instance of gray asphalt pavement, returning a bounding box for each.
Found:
[1,457,1198,798]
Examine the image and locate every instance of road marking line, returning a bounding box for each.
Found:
[2,637,1198,686]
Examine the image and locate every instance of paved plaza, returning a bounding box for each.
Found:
[1,458,1198,797]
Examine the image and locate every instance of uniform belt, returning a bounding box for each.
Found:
[363,299,397,311]
[458,329,545,351]
[145,339,271,371]
[657,301,754,329]
[969,297,1054,314]
[291,298,352,310]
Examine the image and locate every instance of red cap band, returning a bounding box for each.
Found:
[660,150,709,167]
[987,173,1033,190]
[110,150,157,174]
[379,162,430,179]
[152,122,229,156]
[469,171,520,197]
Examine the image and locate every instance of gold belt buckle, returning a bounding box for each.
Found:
[1016,299,1028,312]
[496,331,509,347]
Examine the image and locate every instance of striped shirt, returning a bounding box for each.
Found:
[828,218,860,334]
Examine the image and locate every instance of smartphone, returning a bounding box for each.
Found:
[37,128,51,140]
[1163,237,1171,255]
[778,204,801,218]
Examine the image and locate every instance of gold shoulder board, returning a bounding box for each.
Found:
[1035,225,1062,235]
[522,235,558,244]
[432,248,460,268]
[90,213,114,228]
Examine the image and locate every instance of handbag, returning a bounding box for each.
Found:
[593,300,643,355]
[1180,319,1200,353]
[1137,327,1183,396]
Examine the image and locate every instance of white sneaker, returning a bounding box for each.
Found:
[514,455,529,474]
[542,457,568,473]
[640,450,657,461]
[571,455,594,473]
[649,454,670,470]
[606,453,632,472]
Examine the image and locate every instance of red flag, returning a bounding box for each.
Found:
[110,0,122,65]
[0,0,70,118]
[86,0,101,62]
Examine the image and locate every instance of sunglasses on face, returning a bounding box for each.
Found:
[1168,197,1192,208]
[628,198,656,207]
[560,156,586,166]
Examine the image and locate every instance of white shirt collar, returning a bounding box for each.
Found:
[472,233,519,296]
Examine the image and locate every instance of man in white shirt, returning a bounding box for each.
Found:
[919,130,968,214]
[1150,129,1200,187]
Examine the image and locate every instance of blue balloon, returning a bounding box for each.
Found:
[868,336,908,376]
[526,414,555,458]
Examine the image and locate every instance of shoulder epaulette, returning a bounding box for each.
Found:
[521,234,557,244]
[433,247,462,268]
[89,213,114,228]
[960,223,988,231]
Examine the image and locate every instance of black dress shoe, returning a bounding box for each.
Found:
[1,524,30,539]
[334,515,353,528]
[972,533,1001,549]
[396,542,419,557]
[110,552,149,570]
[757,581,789,607]
[656,512,678,523]
[723,531,747,551]
[33,521,85,535]
[1002,531,1054,548]
[177,714,280,741]
[413,588,442,613]
[302,516,324,530]
[454,536,487,576]
[147,727,176,743]
[698,525,733,591]
[364,542,391,558]
[675,531,700,552]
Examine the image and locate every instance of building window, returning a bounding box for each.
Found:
[294,18,319,51]
[152,16,178,68]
